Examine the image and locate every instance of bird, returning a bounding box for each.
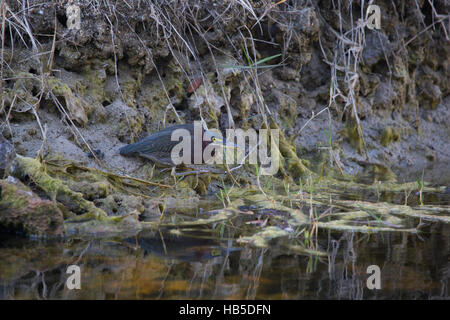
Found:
[119,123,237,168]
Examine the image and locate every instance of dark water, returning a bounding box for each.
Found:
[1,216,448,299]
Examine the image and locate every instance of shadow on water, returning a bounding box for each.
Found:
[122,231,242,262]
[0,219,448,299]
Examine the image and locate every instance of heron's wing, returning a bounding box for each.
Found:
[120,130,177,155]
[121,128,196,167]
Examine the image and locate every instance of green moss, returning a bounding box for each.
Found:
[237,226,290,247]
[356,163,397,184]
[69,181,113,200]
[0,72,40,111]
[117,111,145,143]
[0,179,32,211]
[82,63,108,104]
[0,178,64,236]
[137,63,185,127]
[121,78,139,107]
[15,156,107,220]
[346,118,363,154]
[380,126,400,146]
[279,96,298,128]
[176,174,211,197]
[273,119,311,179]
[301,159,311,167]
[46,76,89,126]
[46,77,72,96]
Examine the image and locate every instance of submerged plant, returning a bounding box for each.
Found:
[417,169,425,206]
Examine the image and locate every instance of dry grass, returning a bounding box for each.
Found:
[317,0,371,160]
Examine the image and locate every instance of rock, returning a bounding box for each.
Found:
[357,97,373,119]
[359,72,380,96]
[380,126,400,146]
[47,76,89,126]
[106,99,145,143]
[295,8,319,36]
[374,82,397,109]
[64,92,89,126]
[275,67,298,81]
[94,194,144,216]
[188,80,227,120]
[362,31,392,67]
[0,177,64,237]
[418,80,442,109]
[0,135,16,178]
[68,181,113,201]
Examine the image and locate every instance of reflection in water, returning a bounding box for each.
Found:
[123,231,241,262]
[0,221,448,299]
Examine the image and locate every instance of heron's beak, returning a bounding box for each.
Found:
[222,139,241,149]
[210,137,241,149]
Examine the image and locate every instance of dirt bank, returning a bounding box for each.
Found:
[0,0,449,235]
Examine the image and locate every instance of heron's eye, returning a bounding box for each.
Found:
[212,137,216,142]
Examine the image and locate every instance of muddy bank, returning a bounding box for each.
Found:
[0,0,449,236]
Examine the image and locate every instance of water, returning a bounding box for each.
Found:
[1,214,448,299]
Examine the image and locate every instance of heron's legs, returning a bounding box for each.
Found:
[174,169,210,177]
[170,166,177,185]
[165,166,207,186]
[130,162,155,179]
[130,162,147,173]
[161,165,211,177]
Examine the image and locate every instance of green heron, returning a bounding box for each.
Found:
[119,123,236,167]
